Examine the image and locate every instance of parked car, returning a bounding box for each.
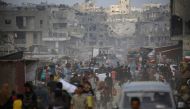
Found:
[119,81,176,109]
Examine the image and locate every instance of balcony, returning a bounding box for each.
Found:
[16,16,35,30]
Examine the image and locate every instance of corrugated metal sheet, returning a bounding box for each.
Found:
[15,61,25,93]
[0,61,25,93]
[0,60,38,93]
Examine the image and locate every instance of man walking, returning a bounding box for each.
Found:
[23,82,37,109]
[131,97,141,109]
[71,85,87,109]
[104,73,113,97]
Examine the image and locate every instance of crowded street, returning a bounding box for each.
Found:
[0,0,190,109]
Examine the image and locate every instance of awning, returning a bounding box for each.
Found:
[160,47,182,58]
[155,45,181,53]
[0,51,23,60]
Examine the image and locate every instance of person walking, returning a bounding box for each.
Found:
[23,82,37,109]
[13,94,23,109]
[83,81,94,109]
[0,83,11,109]
[47,75,57,94]
[51,82,71,109]
[104,73,113,98]
[88,72,98,92]
[70,74,81,85]
[9,90,17,109]
[111,70,117,83]
[131,97,141,109]
[71,85,87,109]
[35,84,49,109]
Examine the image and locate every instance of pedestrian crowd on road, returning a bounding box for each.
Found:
[0,64,124,109]
[1,60,186,109]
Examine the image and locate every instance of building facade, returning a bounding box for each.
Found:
[73,8,124,61]
[108,0,130,15]
[135,4,173,48]
[42,5,83,54]
[171,0,190,58]
[0,4,49,56]
[0,3,84,56]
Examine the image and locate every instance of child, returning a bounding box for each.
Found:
[13,94,23,109]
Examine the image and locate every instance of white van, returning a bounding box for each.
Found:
[119,81,176,109]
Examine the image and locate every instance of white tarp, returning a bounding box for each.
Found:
[26,62,38,81]
[93,48,99,57]
[59,79,77,93]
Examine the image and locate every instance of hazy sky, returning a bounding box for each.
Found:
[4,0,170,7]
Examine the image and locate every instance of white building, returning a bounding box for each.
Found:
[135,4,173,48]
[0,4,49,56]
[108,0,130,15]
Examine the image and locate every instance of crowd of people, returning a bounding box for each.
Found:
[0,80,141,109]
[0,66,121,109]
[0,83,38,109]
[1,60,189,109]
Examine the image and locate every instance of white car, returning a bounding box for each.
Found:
[119,81,176,109]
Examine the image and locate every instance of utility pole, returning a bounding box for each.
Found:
[92,46,94,58]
